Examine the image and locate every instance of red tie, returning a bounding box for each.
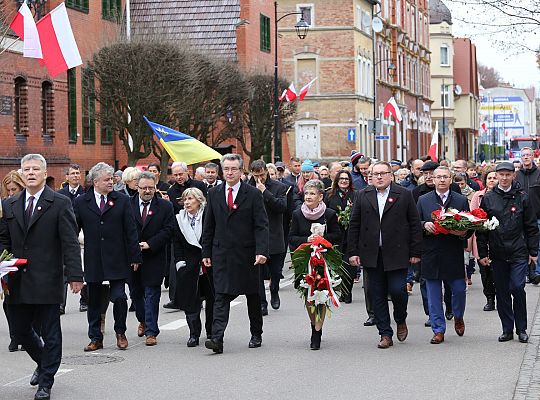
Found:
[100,195,106,212]
[227,187,233,210]
[141,202,149,223]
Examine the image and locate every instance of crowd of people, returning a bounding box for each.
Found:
[1,148,540,399]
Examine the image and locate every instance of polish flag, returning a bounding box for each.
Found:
[9,2,43,58]
[278,82,297,102]
[383,96,403,122]
[481,122,487,132]
[428,121,439,162]
[36,3,82,77]
[298,78,317,101]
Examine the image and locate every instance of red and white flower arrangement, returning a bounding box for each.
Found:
[430,207,499,235]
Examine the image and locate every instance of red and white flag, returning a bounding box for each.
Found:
[36,3,82,77]
[383,96,403,122]
[428,121,439,162]
[279,82,297,102]
[9,1,43,59]
[298,78,317,101]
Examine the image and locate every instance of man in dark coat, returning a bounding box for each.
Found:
[248,160,287,314]
[147,163,171,194]
[202,154,269,354]
[453,159,480,191]
[350,151,369,190]
[74,162,142,352]
[167,161,207,214]
[417,166,471,345]
[400,159,424,190]
[477,162,539,343]
[0,154,83,400]
[348,161,423,349]
[129,171,175,346]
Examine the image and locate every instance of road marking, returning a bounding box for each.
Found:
[159,319,187,330]
[3,369,73,387]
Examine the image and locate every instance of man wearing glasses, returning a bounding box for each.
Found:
[417,166,471,345]
[348,161,423,349]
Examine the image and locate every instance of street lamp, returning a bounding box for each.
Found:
[273,2,310,163]
[440,79,461,161]
[371,59,396,159]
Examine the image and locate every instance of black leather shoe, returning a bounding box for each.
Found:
[445,310,454,320]
[187,336,199,347]
[8,340,18,352]
[79,303,88,312]
[162,301,180,310]
[270,292,280,310]
[128,302,136,312]
[498,332,514,342]
[483,301,495,311]
[363,316,376,326]
[248,335,262,348]
[532,275,540,285]
[34,387,50,400]
[342,293,352,304]
[261,304,268,316]
[518,331,529,343]
[59,306,65,315]
[204,339,223,354]
[30,368,40,386]
[424,318,432,327]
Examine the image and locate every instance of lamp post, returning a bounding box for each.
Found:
[440,79,460,161]
[371,60,396,159]
[273,2,309,163]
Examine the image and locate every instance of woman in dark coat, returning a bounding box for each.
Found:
[324,169,357,303]
[289,179,341,350]
[173,187,214,347]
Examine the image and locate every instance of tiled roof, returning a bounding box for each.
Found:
[429,0,452,25]
[130,0,241,60]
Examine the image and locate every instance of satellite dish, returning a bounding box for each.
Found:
[454,85,462,96]
[362,13,372,28]
[372,17,383,33]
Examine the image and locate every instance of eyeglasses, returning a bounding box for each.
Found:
[433,176,451,180]
[372,172,391,178]
[223,167,240,173]
[338,177,350,181]
[138,186,156,191]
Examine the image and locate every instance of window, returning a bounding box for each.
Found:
[81,68,95,144]
[441,84,450,108]
[396,0,401,26]
[66,0,89,13]
[297,4,313,26]
[14,76,28,137]
[101,126,113,144]
[440,44,449,66]
[260,14,271,53]
[41,81,54,138]
[102,0,121,21]
[68,68,77,143]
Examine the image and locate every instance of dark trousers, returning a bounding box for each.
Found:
[365,253,408,337]
[479,264,496,300]
[420,278,452,316]
[425,278,466,334]
[87,280,127,341]
[212,293,263,342]
[8,304,61,389]
[258,253,286,306]
[362,268,374,319]
[491,259,528,334]
[466,258,476,279]
[3,300,15,340]
[131,284,161,337]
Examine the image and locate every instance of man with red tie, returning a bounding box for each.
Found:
[202,153,269,354]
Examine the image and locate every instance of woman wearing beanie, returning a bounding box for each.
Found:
[292,160,318,209]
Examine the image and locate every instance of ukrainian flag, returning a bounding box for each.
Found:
[144,117,222,165]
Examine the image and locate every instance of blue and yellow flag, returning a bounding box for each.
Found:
[144,117,222,165]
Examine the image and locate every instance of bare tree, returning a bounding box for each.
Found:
[478,63,503,88]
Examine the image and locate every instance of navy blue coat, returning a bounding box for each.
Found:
[74,189,142,283]
[416,190,470,280]
[130,194,175,287]
[57,185,85,205]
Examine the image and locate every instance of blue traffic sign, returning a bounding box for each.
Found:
[375,135,390,140]
[347,128,356,142]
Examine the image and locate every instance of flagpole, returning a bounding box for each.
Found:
[126,0,131,41]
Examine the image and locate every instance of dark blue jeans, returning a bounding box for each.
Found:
[9,304,61,389]
[425,278,466,334]
[131,284,161,337]
[491,259,528,334]
[87,280,127,341]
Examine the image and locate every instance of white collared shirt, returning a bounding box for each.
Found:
[139,198,152,216]
[436,190,450,204]
[25,187,45,211]
[498,185,512,193]
[376,185,390,246]
[69,185,80,195]
[94,191,107,209]
[225,181,241,204]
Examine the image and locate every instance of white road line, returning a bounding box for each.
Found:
[159,319,188,330]
[3,369,73,387]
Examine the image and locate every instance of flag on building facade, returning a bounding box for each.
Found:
[383,96,403,122]
[298,78,317,101]
[429,120,439,162]
[279,82,297,102]
[9,1,43,58]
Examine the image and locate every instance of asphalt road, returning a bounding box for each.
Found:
[1,268,538,400]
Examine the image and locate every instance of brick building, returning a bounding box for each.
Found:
[0,0,125,182]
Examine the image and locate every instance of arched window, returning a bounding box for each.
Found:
[41,81,54,138]
[14,76,28,138]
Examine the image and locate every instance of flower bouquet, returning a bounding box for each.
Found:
[291,236,350,322]
[430,207,499,235]
[336,199,353,228]
[0,249,27,298]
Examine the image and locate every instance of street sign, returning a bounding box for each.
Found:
[375,135,390,140]
[347,128,356,142]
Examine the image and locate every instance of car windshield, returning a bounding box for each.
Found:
[510,140,536,150]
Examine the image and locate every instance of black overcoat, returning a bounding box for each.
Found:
[0,187,83,304]
[74,189,142,282]
[416,190,470,280]
[201,182,269,295]
[288,208,341,251]
[130,194,174,287]
[57,185,84,205]
[347,183,422,271]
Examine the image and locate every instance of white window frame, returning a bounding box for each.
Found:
[396,0,401,26]
[296,3,315,27]
[440,44,449,66]
[441,84,450,108]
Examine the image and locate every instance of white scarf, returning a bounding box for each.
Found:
[176,206,204,249]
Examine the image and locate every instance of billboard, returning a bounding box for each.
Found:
[479,96,526,144]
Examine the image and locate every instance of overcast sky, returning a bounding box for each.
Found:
[445,2,540,92]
